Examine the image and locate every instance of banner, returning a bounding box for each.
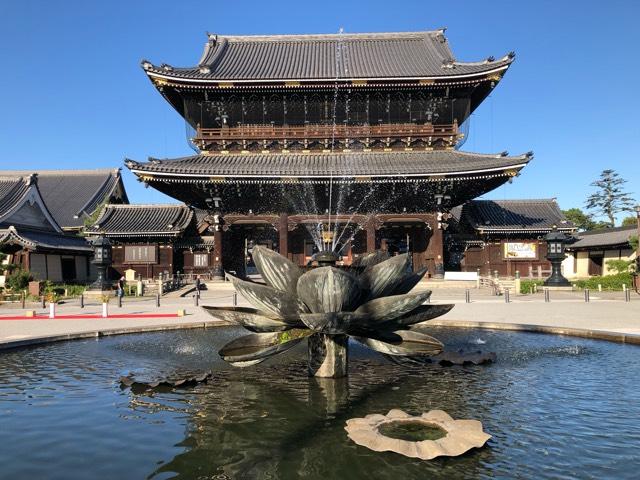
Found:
[503,242,537,259]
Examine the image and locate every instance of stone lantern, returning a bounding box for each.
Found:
[543,226,571,287]
[88,234,113,293]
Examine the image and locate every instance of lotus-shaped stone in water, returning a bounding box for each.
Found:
[204,246,454,378]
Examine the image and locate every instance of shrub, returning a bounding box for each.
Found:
[520,279,544,294]
[4,268,32,291]
[573,272,633,291]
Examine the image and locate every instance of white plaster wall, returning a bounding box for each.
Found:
[562,255,576,278]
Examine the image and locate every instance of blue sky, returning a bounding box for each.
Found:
[0,0,638,222]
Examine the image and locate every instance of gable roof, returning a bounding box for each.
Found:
[0,169,128,229]
[0,176,32,220]
[88,204,194,237]
[568,226,637,250]
[455,199,574,233]
[142,30,514,83]
[0,175,61,232]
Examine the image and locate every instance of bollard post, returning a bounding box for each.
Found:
[233,291,238,306]
[156,293,160,308]
[193,294,199,307]
[41,295,46,309]
[598,284,602,292]
[505,288,510,303]
[544,288,550,303]
[626,289,631,302]
[80,294,84,308]
[584,289,590,302]
[465,289,470,303]
[21,291,25,309]
[49,302,56,319]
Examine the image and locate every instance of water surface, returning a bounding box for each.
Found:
[0,326,638,479]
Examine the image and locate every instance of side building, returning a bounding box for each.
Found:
[0,175,93,283]
[87,204,215,280]
[565,226,637,277]
[448,199,574,277]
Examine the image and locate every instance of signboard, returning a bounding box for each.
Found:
[503,242,537,260]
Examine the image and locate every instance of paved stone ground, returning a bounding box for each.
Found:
[1,282,639,346]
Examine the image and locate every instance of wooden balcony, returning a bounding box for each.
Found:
[193,122,461,152]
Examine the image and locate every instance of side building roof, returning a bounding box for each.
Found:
[0,168,129,229]
[453,199,574,234]
[88,204,194,237]
[568,226,637,250]
[142,30,514,84]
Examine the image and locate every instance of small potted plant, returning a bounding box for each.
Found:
[46,291,58,318]
[101,294,110,318]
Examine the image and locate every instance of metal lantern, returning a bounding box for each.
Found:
[89,234,113,291]
[543,226,571,287]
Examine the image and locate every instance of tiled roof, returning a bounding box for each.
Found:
[0,176,31,219]
[0,226,92,252]
[456,199,573,233]
[142,30,514,82]
[126,151,531,178]
[0,169,128,229]
[89,204,194,237]
[569,226,637,250]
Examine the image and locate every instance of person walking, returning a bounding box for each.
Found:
[117,276,125,299]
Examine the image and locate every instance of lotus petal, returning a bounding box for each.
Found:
[229,275,308,318]
[252,245,302,295]
[378,304,454,330]
[359,253,411,299]
[354,291,431,323]
[391,267,428,295]
[352,250,390,268]
[219,329,312,366]
[296,267,362,313]
[202,306,302,332]
[353,330,444,357]
[300,312,369,334]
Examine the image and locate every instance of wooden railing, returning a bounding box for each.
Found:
[195,122,459,142]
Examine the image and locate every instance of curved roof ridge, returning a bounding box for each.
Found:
[209,30,447,42]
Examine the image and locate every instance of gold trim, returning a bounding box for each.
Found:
[218,82,234,88]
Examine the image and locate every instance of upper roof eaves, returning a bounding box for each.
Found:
[141,30,514,83]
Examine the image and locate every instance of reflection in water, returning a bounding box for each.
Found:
[0,327,639,479]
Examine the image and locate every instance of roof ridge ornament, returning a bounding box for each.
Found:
[141,59,153,70]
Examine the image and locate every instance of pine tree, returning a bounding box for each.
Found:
[585,169,635,227]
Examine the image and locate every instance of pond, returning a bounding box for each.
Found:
[0,326,639,479]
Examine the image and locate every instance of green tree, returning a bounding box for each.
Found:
[621,216,638,227]
[562,208,597,231]
[630,235,639,252]
[585,170,635,227]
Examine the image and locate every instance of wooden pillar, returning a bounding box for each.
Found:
[212,226,224,280]
[366,223,376,253]
[426,221,444,278]
[279,213,289,259]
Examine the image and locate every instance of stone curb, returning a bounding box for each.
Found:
[427,320,640,345]
[0,320,227,351]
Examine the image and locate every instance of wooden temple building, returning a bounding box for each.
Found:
[0,175,94,283]
[87,204,216,279]
[448,199,574,277]
[127,30,533,278]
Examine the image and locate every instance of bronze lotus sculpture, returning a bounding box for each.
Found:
[205,246,454,378]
